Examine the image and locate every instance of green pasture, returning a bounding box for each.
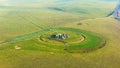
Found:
[0,0,119,68]
[0,27,105,53]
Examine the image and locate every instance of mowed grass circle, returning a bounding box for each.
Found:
[38,27,106,53]
[39,30,84,45]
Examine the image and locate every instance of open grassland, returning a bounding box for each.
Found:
[0,9,82,43]
[0,0,120,68]
[37,28,105,53]
[0,27,105,53]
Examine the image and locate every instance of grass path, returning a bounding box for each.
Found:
[0,27,60,46]
[0,26,105,53]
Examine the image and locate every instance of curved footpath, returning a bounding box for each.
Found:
[0,27,106,53]
[0,27,60,46]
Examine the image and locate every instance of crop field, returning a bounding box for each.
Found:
[0,0,120,68]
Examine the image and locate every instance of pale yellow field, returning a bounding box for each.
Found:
[63,17,120,68]
[0,0,120,68]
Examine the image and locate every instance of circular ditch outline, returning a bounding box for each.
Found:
[38,27,106,53]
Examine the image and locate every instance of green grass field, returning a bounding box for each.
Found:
[0,0,120,68]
